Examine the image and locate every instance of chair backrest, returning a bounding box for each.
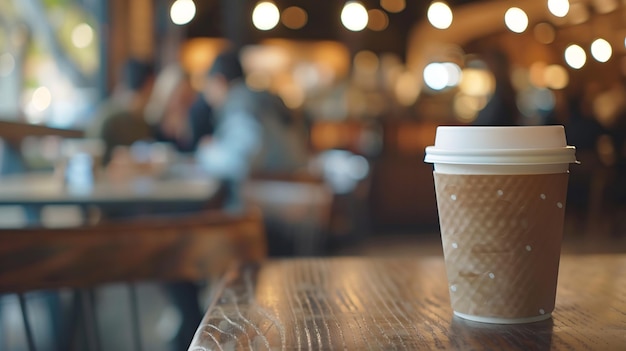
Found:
[244,173,333,256]
[0,209,266,293]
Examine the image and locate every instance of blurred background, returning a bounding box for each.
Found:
[2,0,626,350]
[2,0,626,233]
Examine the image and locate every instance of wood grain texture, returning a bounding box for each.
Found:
[190,255,626,350]
[0,210,266,293]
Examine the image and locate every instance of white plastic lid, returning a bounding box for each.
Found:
[424,126,577,165]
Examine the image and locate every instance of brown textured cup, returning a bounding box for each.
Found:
[434,172,568,323]
[425,126,577,324]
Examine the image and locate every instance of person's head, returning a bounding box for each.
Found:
[144,65,195,126]
[202,50,244,108]
[116,58,155,112]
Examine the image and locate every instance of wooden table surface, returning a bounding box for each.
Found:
[190,255,626,350]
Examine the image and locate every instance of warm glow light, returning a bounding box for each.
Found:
[32,87,52,112]
[459,68,495,96]
[381,0,406,13]
[505,7,528,33]
[253,2,280,31]
[427,2,453,30]
[534,23,555,44]
[278,83,305,109]
[590,38,612,63]
[71,23,94,48]
[548,0,569,17]
[568,3,589,25]
[281,6,307,29]
[529,61,547,87]
[170,0,196,25]
[564,44,586,69]
[367,9,388,31]
[354,50,379,73]
[594,0,618,14]
[394,71,419,106]
[341,2,368,32]
[454,94,485,122]
[544,64,569,90]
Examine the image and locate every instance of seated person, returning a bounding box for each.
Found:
[86,58,155,165]
[145,65,214,152]
[196,50,308,210]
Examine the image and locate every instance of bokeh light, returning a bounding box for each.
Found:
[253,1,280,31]
[427,2,453,30]
[454,94,487,122]
[421,62,461,90]
[423,63,449,90]
[564,44,586,69]
[544,64,569,90]
[568,2,589,25]
[459,68,495,97]
[170,0,196,25]
[380,0,406,13]
[547,0,570,17]
[443,62,462,87]
[367,9,389,31]
[32,87,52,112]
[341,2,368,32]
[281,6,307,29]
[529,61,547,88]
[394,71,419,106]
[533,23,555,44]
[71,23,94,49]
[354,50,379,73]
[590,38,612,63]
[505,7,528,33]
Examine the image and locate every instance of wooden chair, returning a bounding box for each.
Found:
[0,209,266,351]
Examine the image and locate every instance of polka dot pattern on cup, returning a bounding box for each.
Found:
[434,173,567,318]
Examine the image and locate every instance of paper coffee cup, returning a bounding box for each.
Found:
[425,126,577,324]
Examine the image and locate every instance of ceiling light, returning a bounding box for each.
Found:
[427,2,453,30]
[547,0,569,18]
[170,0,196,25]
[591,38,612,63]
[564,44,586,69]
[252,1,280,31]
[423,63,449,90]
[341,2,368,32]
[504,7,528,33]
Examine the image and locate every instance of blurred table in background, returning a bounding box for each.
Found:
[190,255,626,350]
[0,167,220,226]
